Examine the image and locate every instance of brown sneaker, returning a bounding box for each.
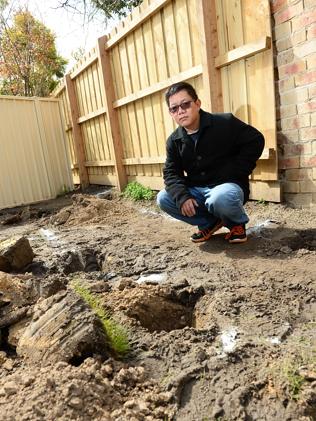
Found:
[225,224,247,243]
[190,220,223,243]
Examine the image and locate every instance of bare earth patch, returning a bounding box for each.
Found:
[0,190,315,420]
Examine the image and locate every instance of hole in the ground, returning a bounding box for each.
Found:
[0,327,17,357]
[123,290,195,333]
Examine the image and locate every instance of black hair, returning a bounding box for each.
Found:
[165,82,198,106]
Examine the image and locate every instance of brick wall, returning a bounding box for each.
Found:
[272,0,316,210]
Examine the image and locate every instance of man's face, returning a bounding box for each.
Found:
[168,89,201,131]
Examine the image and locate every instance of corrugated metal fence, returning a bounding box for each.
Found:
[0,96,73,209]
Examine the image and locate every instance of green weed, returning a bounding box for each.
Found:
[71,281,130,357]
[257,198,268,206]
[122,181,154,201]
[57,184,71,197]
[283,363,305,400]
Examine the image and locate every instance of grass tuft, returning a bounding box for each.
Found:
[71,281,130,357]
[122,181,154,201]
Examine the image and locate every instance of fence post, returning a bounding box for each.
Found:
[96,35,127,192]
[65,74,89,189]
[198,0,223,113]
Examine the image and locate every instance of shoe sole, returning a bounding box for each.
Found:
[191,222,224,243]
[228,237,248,243]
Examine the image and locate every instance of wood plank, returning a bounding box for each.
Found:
[249,180,281,202]
[106,0,171,49]
[78,107,107,124]
[215,36,271,68]
[97,35,128,191]
[152,10,169,82]
[197,0,223,112]
[70,53,98,80]
[113,65,203,108]
[65,74,89,188]
[174,0,192,72]
[142,19,158,85]
[163,1,180,77]
[127,175,164,191]
[84,160,115,167]
[89,174,117,185]
[123,156,166,165]
[187,0,202,67]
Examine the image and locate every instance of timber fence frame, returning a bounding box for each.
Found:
[54,0,277,199]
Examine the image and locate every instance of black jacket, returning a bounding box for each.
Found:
[163,110,265,210]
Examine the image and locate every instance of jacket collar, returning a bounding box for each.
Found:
[171,109,213,140]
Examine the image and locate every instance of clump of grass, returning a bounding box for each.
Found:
[71,281,130,357]
[284,363,305,400]
[122,181,154,201]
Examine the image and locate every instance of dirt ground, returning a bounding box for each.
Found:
[0,187,316,421]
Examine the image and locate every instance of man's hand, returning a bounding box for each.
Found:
[181,198,198,217]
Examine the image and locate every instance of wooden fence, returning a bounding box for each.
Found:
[0,96,73,209]
[54,0,279,201]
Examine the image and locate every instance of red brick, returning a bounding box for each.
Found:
[284,142,312,156]
[307,23,316,40]
[297,100,316,113]
[285,168,313,180]
[275,2,303,25]
[274,21,292,39]
[300,155,316,167]
[283,180,300,192]
[295,70,316,86]
[281,114,310,130]
[294,39,316,58]
[279,104,297,117]
[277,49,295,66]
[277,129,299,144]
[271,0,288,14]
[292,28,307,47]
[309,84,316,98]
[279,156,300,168]
[280,87,308,105]
[291,8,316,32]
[278,60,306,78]
[307,53,316,70]
[300,180,316,192]
[300,127,316,140]
[279,77,295,92]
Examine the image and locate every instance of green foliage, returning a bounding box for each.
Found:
[283,363,305,400]
[57,0,142,20]
[91,0,142,18]
[71,281,130,357]
[123,181,154,201]
[257,198,268,206]
[56,184,71,197]
[0,9,67,96]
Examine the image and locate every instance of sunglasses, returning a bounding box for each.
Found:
[168,100,195,114]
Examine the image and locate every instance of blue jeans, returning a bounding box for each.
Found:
[157,183,249,230]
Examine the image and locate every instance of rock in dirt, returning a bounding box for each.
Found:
[17,289,108,364]
[0,237,34,272]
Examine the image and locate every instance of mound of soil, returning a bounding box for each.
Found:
[0,191,315,420]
